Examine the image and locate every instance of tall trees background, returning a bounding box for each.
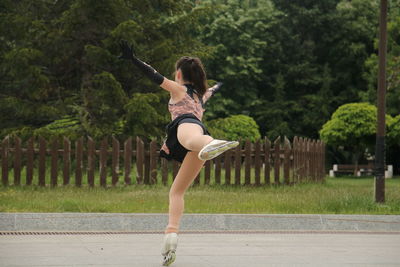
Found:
[1,0,399,169]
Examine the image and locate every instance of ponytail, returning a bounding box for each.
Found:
[176,56,208,97]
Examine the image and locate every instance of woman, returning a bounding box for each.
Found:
[119,40,238,266]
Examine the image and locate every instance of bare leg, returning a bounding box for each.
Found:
[165,151,205,234]
[177,123,213,152]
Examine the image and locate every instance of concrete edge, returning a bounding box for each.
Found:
[1,213,400,232]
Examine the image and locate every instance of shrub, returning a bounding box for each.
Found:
[206,115,261,142]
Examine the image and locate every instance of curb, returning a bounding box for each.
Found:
[1,213,400,232]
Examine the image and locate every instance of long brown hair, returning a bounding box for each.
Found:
[175,56,208,97]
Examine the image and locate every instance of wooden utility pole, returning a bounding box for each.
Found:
[375,0,388,203]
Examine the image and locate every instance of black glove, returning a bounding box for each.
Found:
[118,40,164,85]
[119,40,134,60]
[212,82,223,96]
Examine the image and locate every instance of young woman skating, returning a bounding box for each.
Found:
[119,40,239,266]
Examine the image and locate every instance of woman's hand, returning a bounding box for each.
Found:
[212,82,223,96]
[119,40,134,60]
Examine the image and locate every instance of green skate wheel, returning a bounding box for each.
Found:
[162,251,176,266]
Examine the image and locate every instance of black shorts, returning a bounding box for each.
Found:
[160,114,210,163]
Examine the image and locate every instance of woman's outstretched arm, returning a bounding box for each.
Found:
[119,40,184,95]
[203,82,223,103]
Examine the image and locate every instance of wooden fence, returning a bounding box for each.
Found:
[0,136,325,187]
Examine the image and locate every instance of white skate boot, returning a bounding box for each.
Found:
[161,233,178,266]
[198,139,239,161]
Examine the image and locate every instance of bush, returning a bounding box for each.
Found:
[5,116,84,143]
[205,115,261,142]
[388,114,400,146]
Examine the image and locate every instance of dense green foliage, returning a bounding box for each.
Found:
[320,103,393,170]
[388,115,400,146]
[206,115,261,142]
[0,0,210,141]
[0,0,399,167]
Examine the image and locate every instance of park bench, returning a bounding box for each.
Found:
[329,164,393,178]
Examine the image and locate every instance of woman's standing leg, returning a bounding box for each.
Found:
[165,151,205,233]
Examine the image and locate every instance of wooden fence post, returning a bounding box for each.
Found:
[244,140,251,185]
[316,140,320,181]
[306,138,311,181]
[224,149,232,185]
[264,137,271,185]
[194,172,200,186]
[63,137,70,186]
[297,137,302,183]
[172,161,179,181]
[149,140,158,185]
[14,136,22,186]
[136,137,144,184]
[320,140,324,181]
[301,137,307,182]
[254,140,261,186]
[124,137,132,185]
[284,136,291,185]
[38,136,46,187]
[27,137,34,185]
[75,137,83,187]
[297,137,302,182]
[215,155,222,185]
[144,143,150,185]
[161,158,168,185]
[308,139,312,180]
[112,136,120,186]
[205,160,211,185]
[273,137,280,185]
[303,138,307,181]
[315,140,319,181]
[100,137,108,187]
[1,136,9,186]
[292,137,298,183]
[234,142,241,185]
[50,138,58,187]
[87,137,95,187]
[322,142,326,180]
[312,140,317,181]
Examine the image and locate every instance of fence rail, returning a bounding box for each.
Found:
[0,136,325,187]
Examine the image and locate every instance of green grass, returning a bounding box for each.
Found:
[0,176,399,214]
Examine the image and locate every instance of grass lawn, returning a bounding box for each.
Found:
[0,176,399,214]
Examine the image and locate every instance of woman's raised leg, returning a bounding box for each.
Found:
[177,123,213,152]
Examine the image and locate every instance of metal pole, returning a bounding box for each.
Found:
[375,0,388,203]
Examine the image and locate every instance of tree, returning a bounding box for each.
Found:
[388,114,400,146]
[198,0,281,117]
[320,103,393,175]
[362,0,400,116]
[198,0,381,140]
[0,0,212,141]
[253,73,293,140]
[0,0,63,138]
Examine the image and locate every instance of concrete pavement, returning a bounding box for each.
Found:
[1,232,400,266]
[1,213,400,266]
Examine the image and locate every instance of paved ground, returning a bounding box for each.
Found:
[1,214,400,266]
[1,232,400,267]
